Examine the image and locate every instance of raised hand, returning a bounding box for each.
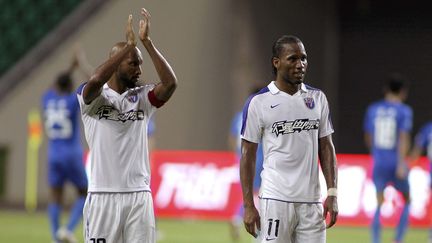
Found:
[126,14,137,46]
[139,8,151,42]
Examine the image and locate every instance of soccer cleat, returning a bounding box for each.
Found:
[56,227,78,243]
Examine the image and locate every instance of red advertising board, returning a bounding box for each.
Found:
[332,154,430,227]
[149,151,431,227]
[150,150,242,220]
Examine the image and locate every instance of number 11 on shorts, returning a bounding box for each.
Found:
[266,218,280,240]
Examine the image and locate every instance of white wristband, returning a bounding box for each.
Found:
[327,188,338,197]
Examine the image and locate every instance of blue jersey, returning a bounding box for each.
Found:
[42,89,86,188]
[231,111,263,189]
[42,89,83,161]
[414,122,432,162]
[363,100,413,168]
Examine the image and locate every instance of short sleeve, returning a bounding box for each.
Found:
[400,106,413,132]
[318,92,334,138]
[241,97,262,143]
[76,83,107,115]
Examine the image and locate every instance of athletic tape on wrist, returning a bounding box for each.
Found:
[327,188,338,197]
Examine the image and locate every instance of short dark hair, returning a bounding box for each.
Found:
[56,72,72,92]
[271,35,302,76]
[385,73,408,94]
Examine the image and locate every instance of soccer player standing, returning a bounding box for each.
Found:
[42,50,90,243]
[240,35,338,242]
[77,8,177,243]
[363,74,412,243]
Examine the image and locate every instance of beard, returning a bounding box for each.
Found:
[118,73,138,88]
[124,79,137,88]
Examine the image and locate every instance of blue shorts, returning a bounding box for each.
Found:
[48,150,88,189]
[373,165,409,194]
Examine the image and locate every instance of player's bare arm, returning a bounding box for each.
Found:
[74,44,94,79]
[318,134,338,228]
[239,139,260,238]
[396,131,410,179]
[364,132,372,152]
[66,50,79,75]
[139,8,177,102]
[82,15,137,104]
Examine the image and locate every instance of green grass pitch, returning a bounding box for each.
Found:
[0,210,428,242]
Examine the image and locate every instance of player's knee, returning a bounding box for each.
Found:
[50,187,63,203]
[376,194,385,205]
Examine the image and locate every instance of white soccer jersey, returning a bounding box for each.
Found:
[77,83,156,192]
[241,81,334,202]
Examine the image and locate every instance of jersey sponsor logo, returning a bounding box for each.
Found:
[96,105,144,123]
[303,97,315,109]
[272,119,319,136]
[270,104,280,109]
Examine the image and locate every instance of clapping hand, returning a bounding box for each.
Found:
[139,8,151,42]
[126,14,137,46]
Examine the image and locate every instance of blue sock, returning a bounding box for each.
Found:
[48,203,61,240]
[395,204,410,242]
[372,207,381,243]
[67,196,86,232]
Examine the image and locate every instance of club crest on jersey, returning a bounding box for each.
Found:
[272,119,320,137]
[303,97,315,109]
[127,94,138,103]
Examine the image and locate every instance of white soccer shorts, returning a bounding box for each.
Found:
[258,199,326,243]
[83,191,155,243]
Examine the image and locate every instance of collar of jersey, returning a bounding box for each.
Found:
[103,83,130,97]
[268,81,307,95]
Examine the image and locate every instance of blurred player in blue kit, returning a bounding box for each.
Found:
[42,49,91,243]
[410,122,432,243]
[229,87,264,241]
[363,73,412,243]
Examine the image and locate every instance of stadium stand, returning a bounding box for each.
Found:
[0,0,108,104]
